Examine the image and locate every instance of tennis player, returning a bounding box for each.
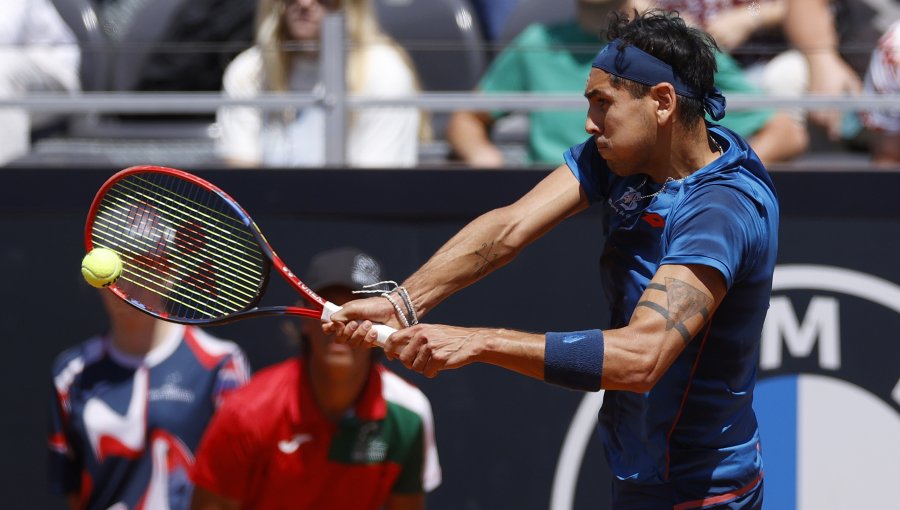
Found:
[190,247,441,510]
[328,10,777,509]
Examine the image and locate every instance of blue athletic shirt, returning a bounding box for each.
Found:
[563,125,778,497]
[48,325,249,510]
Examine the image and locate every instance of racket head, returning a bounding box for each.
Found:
[84,166,325,324]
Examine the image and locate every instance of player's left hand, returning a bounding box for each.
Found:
[384,324,482,378]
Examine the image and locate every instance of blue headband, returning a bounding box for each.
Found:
[591,39,727,121]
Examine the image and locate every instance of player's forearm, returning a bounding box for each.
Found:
[405,166,587,320]
[403,206,524,319]
[477,328,546,381]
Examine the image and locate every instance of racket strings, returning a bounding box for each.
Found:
[96,181,260,283]
[93,172,267,320]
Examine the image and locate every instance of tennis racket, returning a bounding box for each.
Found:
[84,165,396,345]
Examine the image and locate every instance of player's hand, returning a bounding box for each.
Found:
[806,51,863,139]
[383,324,482,378]
[324,297,401,348]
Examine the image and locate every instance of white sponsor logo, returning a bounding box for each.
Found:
[278,433,313,454]
[148,372,195,403]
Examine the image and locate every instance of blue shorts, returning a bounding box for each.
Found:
[611,474,764,510]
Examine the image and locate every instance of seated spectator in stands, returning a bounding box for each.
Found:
[470,0,520,41]
[91,0,255,93]
[785,0,863,141]
[133,0,256,93]
[0,0,80,166]
[447,0,808,168]
[861,20,900,166]
[217,0,426,168]
[650,0,808,127]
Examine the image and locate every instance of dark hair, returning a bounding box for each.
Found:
[606,9,719,127]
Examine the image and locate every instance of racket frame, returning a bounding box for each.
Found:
[84,165,336,325]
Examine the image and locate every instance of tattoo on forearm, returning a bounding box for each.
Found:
[474,241,498,276]
[636,277,712,343]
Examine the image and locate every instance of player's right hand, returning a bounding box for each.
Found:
[325,297,401,348]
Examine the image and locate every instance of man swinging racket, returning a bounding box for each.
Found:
[328,10,777,509]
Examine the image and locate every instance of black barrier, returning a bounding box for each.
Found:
[3,167,899,509]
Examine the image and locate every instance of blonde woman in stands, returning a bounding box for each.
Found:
[217,0,425,168]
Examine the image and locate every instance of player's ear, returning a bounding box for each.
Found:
[651,82,676,125]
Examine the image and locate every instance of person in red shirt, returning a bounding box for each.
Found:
[190,247,442,510]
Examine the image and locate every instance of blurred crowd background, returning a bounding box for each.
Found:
[3,0,900,172]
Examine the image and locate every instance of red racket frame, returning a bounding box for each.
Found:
[84,165,331,324]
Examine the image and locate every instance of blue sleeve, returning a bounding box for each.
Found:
[563,136,608,204]
[47,365,81,496]
[661,185,765,289]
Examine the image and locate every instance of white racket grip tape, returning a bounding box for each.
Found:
[321,302,397,347]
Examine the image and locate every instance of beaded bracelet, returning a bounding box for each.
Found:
[380,291,410,328]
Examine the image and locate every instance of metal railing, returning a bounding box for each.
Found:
[4,13,900,167]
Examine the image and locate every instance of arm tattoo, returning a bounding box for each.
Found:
[473,241,498,277]
[636,277,712,343]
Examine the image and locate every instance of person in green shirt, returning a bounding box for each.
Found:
[447,0,808,167]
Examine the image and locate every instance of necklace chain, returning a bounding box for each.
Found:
[619,131,720,204]
[632,176,683,201]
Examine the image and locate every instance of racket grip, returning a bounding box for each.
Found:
[371,324,398,347]
[321,302,397,347]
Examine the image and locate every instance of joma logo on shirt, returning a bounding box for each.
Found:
[351,422,388,463]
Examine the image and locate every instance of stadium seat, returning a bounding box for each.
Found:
[374,0,487,92]
[106,0,193,91]
[50,0,109,91]
[37,0,222,167]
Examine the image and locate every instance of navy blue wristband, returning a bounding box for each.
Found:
[544,329,604,391]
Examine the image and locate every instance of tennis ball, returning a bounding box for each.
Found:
[81,247,123,288]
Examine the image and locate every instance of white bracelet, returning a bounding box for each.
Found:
[381,292,410,328]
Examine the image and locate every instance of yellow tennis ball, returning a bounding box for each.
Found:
[81,247,123,288]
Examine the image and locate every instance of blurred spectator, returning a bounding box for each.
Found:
[861,20,900,166]
[48,290,249,509]
[131,0,256,93]
[785,0,863,140]
[217,0,426,168]
[190,247,442,509]
[650,0,808,123]
[0,0,80,165]
[447,0,807,168]
[470,0,519,41]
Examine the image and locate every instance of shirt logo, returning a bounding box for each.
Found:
[615,187,643,212]
[278,433,313,454]
[641,212,665,228]
[148,371,195,403]
[351,422,387,463]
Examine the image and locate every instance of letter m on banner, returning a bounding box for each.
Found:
[761,296,841,370]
